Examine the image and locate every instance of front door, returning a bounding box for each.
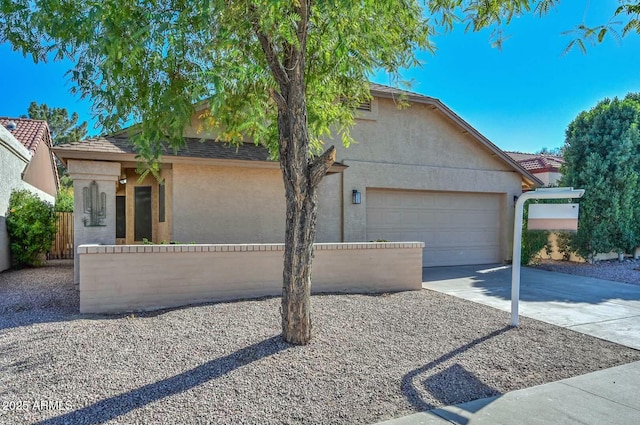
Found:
[134,186,152,241]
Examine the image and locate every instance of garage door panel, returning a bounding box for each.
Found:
[366,189,502,267]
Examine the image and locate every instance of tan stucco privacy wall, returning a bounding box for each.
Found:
[78,242,424,313]
[0,125,55,271]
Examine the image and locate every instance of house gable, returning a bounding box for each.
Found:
[0,117,59,196]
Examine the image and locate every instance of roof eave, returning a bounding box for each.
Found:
[52,147,348,174]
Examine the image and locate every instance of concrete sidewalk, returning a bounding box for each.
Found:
[422,265,640,350]
[375,360,640,425]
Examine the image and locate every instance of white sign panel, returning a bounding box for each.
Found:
[528,203,579,231]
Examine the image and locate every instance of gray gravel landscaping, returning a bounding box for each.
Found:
[536,258,640,286]
[2,260,640,425]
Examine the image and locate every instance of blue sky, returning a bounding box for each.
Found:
[1,0,638,153]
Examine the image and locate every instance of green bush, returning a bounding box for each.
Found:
[6,189,57,268]
[54,187,74,212]
[521,200,550,265]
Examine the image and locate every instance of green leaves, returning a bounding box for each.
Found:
[6,190,57,268]
[560,93,640,258]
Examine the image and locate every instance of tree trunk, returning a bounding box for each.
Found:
[277,73,335,345]
[252,0,333,344]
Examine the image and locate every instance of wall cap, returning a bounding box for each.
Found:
[77,242,425,254]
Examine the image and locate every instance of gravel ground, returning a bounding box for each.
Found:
[536,258,640,286]
[1,260,640,425]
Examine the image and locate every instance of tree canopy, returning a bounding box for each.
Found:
[26,102,88,146]
[560,93,640,259]
[2,0,629,343]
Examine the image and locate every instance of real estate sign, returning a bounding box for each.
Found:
[527,204,579,231]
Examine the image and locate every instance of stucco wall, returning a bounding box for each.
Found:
[534,171,562,187]
[171,163,286,243]
[170,94,525,259]
[0,126,55,271]
[78,242,424,313]
[68,160,120,283]
[332,97,523,261]
[22,141,57,196]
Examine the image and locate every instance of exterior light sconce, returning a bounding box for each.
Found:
[119,177,127,185]
[352,189,361,204]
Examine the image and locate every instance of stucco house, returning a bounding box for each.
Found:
[506,151,564,187]
[54,83,541,271]
[0,118,59,271]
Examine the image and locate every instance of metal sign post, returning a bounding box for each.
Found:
[511,187,585,326]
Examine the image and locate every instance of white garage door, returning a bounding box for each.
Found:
[366,189,502,267]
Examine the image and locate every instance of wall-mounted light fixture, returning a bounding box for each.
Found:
[352,189,361,204]
[119,177,127,185]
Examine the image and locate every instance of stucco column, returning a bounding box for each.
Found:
[67,160,120,284]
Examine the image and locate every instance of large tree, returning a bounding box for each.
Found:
[560,94,640,259]
[3,0,620,344]
[26,102,88,146]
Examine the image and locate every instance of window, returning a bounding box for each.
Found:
[159,182,166,223]
[116,196,126,239]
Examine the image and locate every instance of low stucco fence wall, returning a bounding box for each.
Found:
[78,242,424,313]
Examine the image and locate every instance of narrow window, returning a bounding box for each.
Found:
[116,196,126,239]
[159,182,166,223]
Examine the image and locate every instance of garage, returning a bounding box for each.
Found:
[366,189,503,267]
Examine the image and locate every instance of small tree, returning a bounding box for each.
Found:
[6,190,57,268]
[561,93,640,259]
[54,187,74,212]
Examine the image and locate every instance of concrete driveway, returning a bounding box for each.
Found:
[422,264,640,350]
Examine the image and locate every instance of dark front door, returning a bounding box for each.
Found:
[116,196,126,239]
[134,186,152,241]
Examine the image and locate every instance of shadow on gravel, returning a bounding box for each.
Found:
[402,326,510,412]
[423,264,640,304]
[35,336,290,425]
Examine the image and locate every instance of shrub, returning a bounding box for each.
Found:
[6,189,57,268]
[521,200,550,265]
[54,187,74,212]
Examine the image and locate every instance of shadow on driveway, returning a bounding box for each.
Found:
[423,264,640,304]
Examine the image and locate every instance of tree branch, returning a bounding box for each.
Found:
[250,10,289,89]
[308,145,336,188]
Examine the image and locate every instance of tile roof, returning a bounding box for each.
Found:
[1,117,60,188]
[55,136,273,162]
[505,151,564,172]
[0,117,50,152]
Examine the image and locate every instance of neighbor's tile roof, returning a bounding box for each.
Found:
[55,136,272,162]
[1,117,60,188]
[0,117,51,152]
[506,151,564,172]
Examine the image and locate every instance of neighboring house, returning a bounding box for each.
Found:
[0,118,59,271]
[506,151,564,187]
[54,83,541,271]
